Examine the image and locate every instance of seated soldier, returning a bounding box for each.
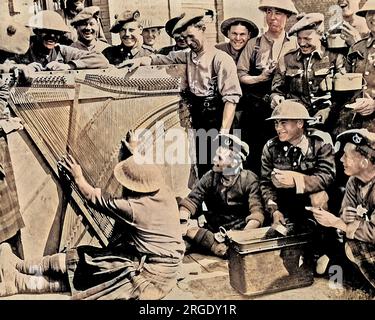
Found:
[260,100,336,273]
[179,134,265,258]
[10,10,109,71]
[0,155,184,299]
[309,129,375,289]
[70,6,110,52]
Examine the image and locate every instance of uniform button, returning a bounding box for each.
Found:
[308,81,313,85]
[308,69,312,72]
[373,44,375,48]
[348,124,352,128]
[293,162,297,166]
[310,93,314,97]
[365,71,370,76]
[283,146,288,151]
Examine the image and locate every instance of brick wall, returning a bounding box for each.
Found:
[92,0,111,43]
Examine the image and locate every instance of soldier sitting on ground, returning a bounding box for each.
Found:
[260,100,337,274]
[0,155,184,299]
[179,134,265,258]
[308,129,375,290]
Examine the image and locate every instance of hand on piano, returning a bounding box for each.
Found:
[59,154,83,182]
[46,61,71,71]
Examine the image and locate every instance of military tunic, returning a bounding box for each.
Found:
[342,176,375,288]
[70,39,110,53]
[260,129,336,221]
[102,44,152,66]
[215,42,242,64]
[271,47,346,117]
[333,34,375,135]
[179,169,265,232]
[12,37,110,69]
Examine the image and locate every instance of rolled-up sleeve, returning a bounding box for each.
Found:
[150,51,188,65]
[87,188,134,224]
[214,52,242,104]
[60,45,110,69]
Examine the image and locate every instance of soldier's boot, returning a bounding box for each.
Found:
[0,265,67,297]
[0,241,66,275]
[15,253,67,275]
[189,228,228,258]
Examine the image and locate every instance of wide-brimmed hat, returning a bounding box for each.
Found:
[258,0,299,16]
[113,156,163,193]
[220,17,259,38]
[26,10,71,33]
[110,10,141,33]
[0,16,31,54]
[172,9,214,35]
[165,14,185,37]
[335,129,375,163]
[288,12,324,36]
[356,0,375,17]
[267,100,315,120]
[70,6,101,26]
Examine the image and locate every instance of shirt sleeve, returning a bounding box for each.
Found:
[60,45,110,69]
[271,59,287,99]
[237,40,254,78]
[87,187,134,224]
[150,51,188,65]
[343,178,375,243]
[214,52,242,104]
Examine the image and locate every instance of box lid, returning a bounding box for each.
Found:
[227,224,312,254]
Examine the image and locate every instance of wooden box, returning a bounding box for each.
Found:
[227,226,314,296]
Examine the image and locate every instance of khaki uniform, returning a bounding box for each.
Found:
[12,37,110,69]
[334,34,375,135]
[236,33,298,175]
[342,176,375,288]
[102,44,152,67]
[272,47,346,117]
[66,185,184,300]
[70,39,110,53]
[151,48,242,178]
[215,42,242,64]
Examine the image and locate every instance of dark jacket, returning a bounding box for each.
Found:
[260,129,336,219]
[272,46,346,116]
[180,169,265,232]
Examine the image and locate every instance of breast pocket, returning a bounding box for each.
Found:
[285,69,304,94]
[314,68,333,91]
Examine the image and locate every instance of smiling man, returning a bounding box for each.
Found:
[271,13,346,129]
[179,134,264,258]
[308,129,375,288]
[121,10,242,179]
[102,10,152,67]
[11,10,109,71]
[215,17,259,64]
[260,100,336,274]
[141,18,165,54]
[70,6,110,52]
[338,0,369,47]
